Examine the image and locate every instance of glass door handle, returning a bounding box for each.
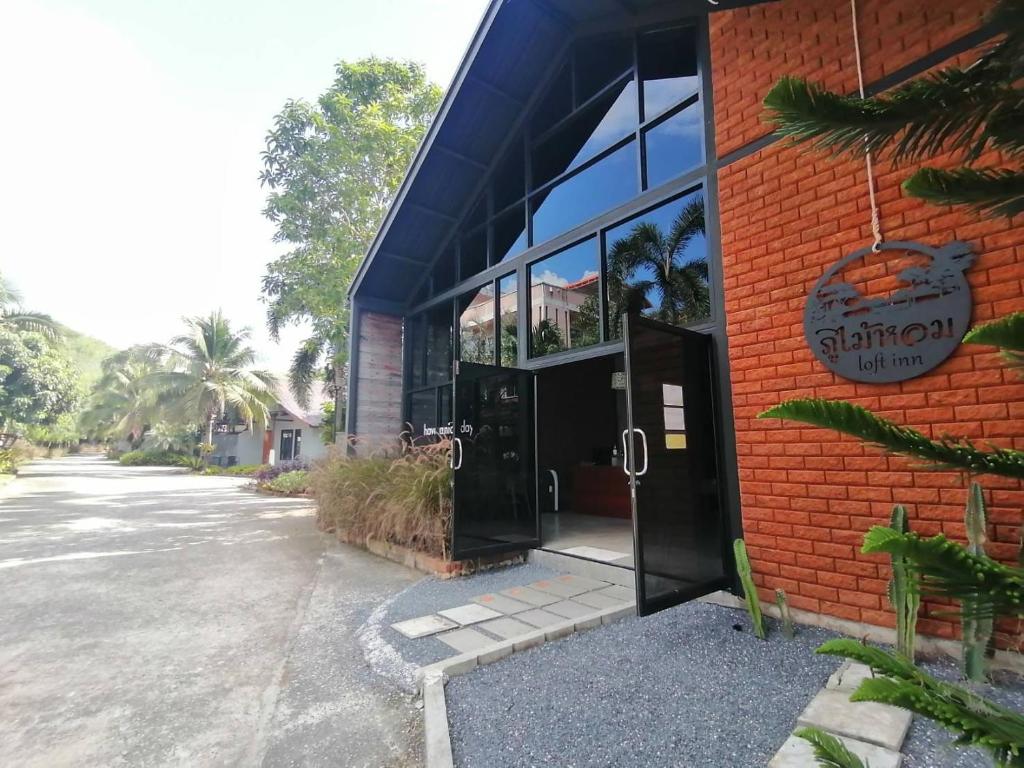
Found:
[634,428,649,477]
[451,437,464,471]
[621,429,630,476]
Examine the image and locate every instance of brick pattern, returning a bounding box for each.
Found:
[710,0,991,157]
[711,0,1024,640]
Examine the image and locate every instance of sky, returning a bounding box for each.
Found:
[0,0,488,370]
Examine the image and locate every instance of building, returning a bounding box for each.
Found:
[345,0,1023,632]
[210,384,330,467]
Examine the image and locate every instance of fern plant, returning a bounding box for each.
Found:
[964,481,995,682]
[794,727,866,768]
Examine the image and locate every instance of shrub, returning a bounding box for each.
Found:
[264,470,310,494]
[0,449,15,474]
[256,459,310,484]
[203,464,268,477]
[311,441,452,558]
[118,450,185,466]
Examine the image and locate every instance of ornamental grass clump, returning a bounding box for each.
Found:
[310,438,452,559]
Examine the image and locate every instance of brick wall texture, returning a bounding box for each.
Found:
[710,0,1024,641]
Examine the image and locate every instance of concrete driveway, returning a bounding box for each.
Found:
[0,456,422,767]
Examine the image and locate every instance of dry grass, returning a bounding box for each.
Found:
[311,436,453,559]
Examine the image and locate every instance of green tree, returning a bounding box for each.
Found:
[0,327,80,431]
[606,195,708,337]
[79,346,167,447]
[150,311,278,447]
[571,294,601,348]
[260,58,442,407]
[531,320,564,357]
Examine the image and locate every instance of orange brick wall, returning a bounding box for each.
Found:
[710,0,1024,640]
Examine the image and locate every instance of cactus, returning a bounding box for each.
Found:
[776,589,795,639]
[734,538,765,639]
[887,505,920,661]
[963,481,993,682]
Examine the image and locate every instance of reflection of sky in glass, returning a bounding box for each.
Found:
[645,102,703,188]
[604,191,706,328]
[644,75,699,120]
[530,238,597,287]
[532,142,637,245]
[563,81,637,174]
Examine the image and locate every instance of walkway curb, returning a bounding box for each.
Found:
[422,671,454,768]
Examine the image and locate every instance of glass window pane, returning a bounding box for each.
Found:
[493,135,526,210]
[498,273,518,367]
[575,35,633,105]
[528,238,601,358]
[639,25,698,119]
[532,79,637,189]
[531,61,572,136]
[604,189,708,340]
[432,246,455,295]
[464,195,487,230]
[458,284,495,365]
[406,315,426,387]
[407,390,437,442]
[425,302,453,385]
[531,140,637,246]
[644,102,703,189]
[494,203,527,263]
[460,228,487,281]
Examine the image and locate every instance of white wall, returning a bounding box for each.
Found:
[270,416,327,464]
[210,430,263,466]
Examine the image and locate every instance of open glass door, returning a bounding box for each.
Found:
[622,314,730,616]
[451,361,538,559]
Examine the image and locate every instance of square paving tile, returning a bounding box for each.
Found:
[545,600,595,620]
[595,584,636,603]
[478,617,535,640]
[770,733,901,768]
[574,591,627,610]
[554,574,610,592]
[499,586,559,607]
[471,593,532,615]
[797,689,912,751]
[515,608,567,629]
[390,614,458,639]
[438,604,503,626]
[530,578,587,598]
[436,627,495,654]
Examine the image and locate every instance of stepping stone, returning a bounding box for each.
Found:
[769,732,902,768]
[478,617,535,640]
[545,600,595,620]
[826,661,874,693]
[438,604,503,626]
[558,545,630,563]
[595,584,636,603]
[530,578,588,598]
[515,608,567,629]
[391,614,458,639]
[472,593,532,615]
[436,627,495,654]
[574,591,627,610]
[500,586,559,607]
[797,689,912,751]
[553,574,610,592]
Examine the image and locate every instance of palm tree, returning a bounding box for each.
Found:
[151,311,278,447]
[0,272,60,341]
[79,346,166,447]
[606,196,709,335]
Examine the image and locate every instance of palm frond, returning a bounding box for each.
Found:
[2,310,61,341]
[862,526,1024,620]
[793,728,866,768]
[902,166,1024,218]
[759,399,1024,479]
[289,337,325,409]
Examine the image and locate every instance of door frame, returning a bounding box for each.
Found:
[623,313,733,616]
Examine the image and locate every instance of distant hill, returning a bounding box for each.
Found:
[56,324,116,390]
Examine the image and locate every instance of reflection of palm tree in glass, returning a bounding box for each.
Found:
[607,195,708,335]
[531,320,563,357]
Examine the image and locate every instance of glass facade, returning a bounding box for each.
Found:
[404,18,712,428]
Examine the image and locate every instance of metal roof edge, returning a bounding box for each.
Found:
[348,0,506,302]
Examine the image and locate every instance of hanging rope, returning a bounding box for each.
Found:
[850,0,884,251]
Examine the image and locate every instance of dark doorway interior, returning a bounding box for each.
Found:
[536,354,634,567]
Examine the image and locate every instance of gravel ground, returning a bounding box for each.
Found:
[383,563,560,668]
[902,660,1024,767]
[446,600,840,768]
